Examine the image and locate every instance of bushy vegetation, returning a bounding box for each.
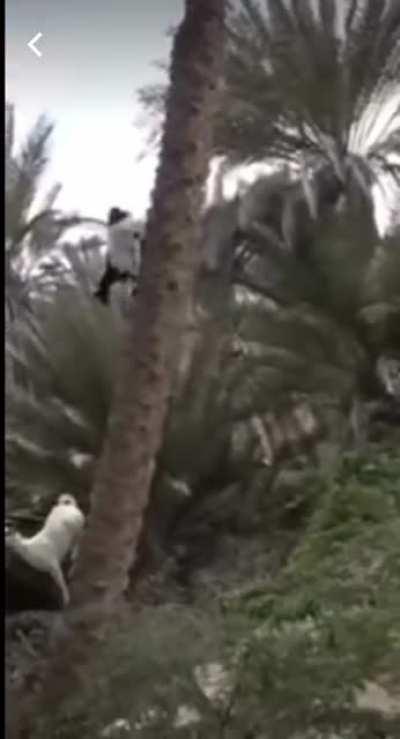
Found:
[231,443,400,736]
[28,445,400,739]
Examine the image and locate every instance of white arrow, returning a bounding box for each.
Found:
[28,32,43,58]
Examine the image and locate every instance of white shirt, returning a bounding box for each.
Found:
[108,216,142,275]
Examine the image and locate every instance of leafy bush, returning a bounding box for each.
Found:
[227,443,400,738]
[32,605,239,739]
[28,443,400,739]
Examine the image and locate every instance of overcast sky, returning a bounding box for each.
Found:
[6,0,183,221]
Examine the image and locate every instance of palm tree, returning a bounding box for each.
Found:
[140,0,400,225]
[5,280,116,513]
[10,3,227,732]
[5,103,104,320]
[136,2,400,429]
[136,1,400,443]
[220,1,399,174]
[70,0,226,606]
[180,159,399,452]
[233,170,400,446]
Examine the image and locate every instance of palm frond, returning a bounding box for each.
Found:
[138,0,399,231]
[6,287,117,509]
[5,104,105,319]
[218,0,400,179]
[6,113,54,251]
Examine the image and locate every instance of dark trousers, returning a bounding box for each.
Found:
[94,261,138,304]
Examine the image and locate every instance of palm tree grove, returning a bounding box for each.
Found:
[5,1,400,737]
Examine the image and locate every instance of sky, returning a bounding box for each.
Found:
[6,0,184,222]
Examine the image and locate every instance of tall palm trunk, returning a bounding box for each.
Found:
[10,2,225,735]
[72,0,225,607]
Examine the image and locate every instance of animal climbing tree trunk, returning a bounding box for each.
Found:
[9,3,226,736]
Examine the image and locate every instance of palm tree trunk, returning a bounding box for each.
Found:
[9,2,226,735]
[72,0,225,607]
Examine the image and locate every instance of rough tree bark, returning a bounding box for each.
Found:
[10,1,225,735]
[72,0,225,607]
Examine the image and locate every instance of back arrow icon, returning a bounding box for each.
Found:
[28,33,43,58]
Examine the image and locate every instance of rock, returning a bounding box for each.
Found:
[355,678,400,717]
